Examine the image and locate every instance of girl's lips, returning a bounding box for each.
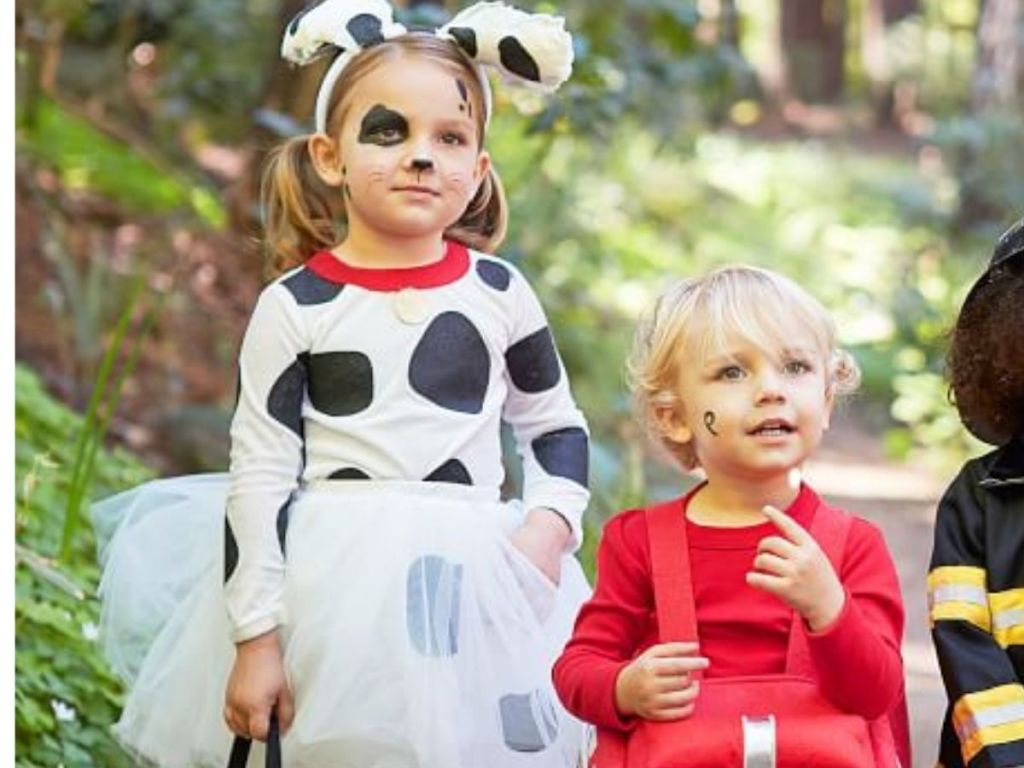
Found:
[748,419,796,436]
[393,185,440,196]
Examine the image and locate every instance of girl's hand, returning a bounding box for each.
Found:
[614,642,709,721]
[224,630,294,741]
[746,505,846,631]
[509,507,571,585]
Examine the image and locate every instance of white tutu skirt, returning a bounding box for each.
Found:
[92,475,591,768]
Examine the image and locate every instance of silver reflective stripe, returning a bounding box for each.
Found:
[931,584,988,606]
[993,607,1024,631]
[743,715,775,768]
[956,701,1024,741]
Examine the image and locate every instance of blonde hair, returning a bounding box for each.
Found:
[626,265,860,469]
[261,34,508,278]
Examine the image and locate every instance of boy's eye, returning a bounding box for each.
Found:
[715,365,745,381]
[783,359,813,375]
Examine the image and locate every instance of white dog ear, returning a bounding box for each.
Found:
[438,2,574,92]
[281,0,407,65]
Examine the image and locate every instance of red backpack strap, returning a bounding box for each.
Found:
[784,500,853,677]
[645,499,699,646]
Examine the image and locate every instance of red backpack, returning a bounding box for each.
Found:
[591,500,902,768]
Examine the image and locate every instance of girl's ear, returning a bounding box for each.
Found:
[308,133,345,187]
[472,149,491,193]
[654,401,693,445]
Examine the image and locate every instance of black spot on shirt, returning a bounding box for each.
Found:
[267,358,308,438]
[532,427,588,487]
[328,467,370,480]
[409,312,490,414]
[499,36,540,82]
[224,518,239,583]
[307,351,374,417]
[276,499,289,556]
[282,268,344,305]
[425,459,473,485]
[506,327,561,393]
[476,259,511,291]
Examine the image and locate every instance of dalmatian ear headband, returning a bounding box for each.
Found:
[281,0,575,133]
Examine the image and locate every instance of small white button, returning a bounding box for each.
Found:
[393,288,431,325]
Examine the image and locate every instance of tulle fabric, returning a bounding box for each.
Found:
[93,475,591,767]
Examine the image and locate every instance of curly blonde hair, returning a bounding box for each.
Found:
[626,265,860,469]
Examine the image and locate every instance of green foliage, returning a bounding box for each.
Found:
[16,365,153,766]
[18,99,226,227]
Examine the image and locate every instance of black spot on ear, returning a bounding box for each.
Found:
[267,358,308,437]
[276,500,290,556]
[532,427,588,487]
[287,4,314,36]
[307,351,374,417]
[329,467,370,480]
[476,259,511,291]
[498,36,540,82]
[425,459,473,485]
[347,13,384,46]
[506,327,561,393]
[409,312,490,414]
[448,27,478,57]
[282,267,345,305]
[224,518,239,582]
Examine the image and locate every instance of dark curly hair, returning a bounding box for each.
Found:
[948,256,1024,445]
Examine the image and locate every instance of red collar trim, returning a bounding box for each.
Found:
[306,240,470,291]
[682,481,820,549]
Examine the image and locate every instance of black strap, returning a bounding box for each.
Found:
[228,714,281,768]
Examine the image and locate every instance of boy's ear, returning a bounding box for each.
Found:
[822,383,835,431]
[472,149,491,194]
[654,403,693,445]
[308,133,345,187]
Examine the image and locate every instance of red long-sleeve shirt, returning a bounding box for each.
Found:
[553,483,910,766]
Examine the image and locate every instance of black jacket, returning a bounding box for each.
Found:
[929,435,1024,767]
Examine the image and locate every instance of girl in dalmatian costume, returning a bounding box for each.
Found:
[91,2,591,766]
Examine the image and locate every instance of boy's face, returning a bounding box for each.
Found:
[312,56,490,241]
[662,327,834,483]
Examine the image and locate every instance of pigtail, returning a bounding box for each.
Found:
[260,136,342,279]
[445,164,508,253]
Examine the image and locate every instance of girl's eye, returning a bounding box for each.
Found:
[439,132,466,146]
[374,128,403,142]
[716,365,745,381]
[783,359,813,375]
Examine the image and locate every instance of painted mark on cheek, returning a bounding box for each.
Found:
[703,411,719,436]
[455,78,472,118]
[358,104,408,146]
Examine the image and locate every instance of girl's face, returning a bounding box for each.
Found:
[662,326,834,483]
[312,55,489,243]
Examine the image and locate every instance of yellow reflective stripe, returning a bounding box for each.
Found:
[989,588,1024,647]
[928,566,992,630]
[928,566,986,589]
[953,684,1024,763]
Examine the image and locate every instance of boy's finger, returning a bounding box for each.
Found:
[648,703,696,722]
[248,710,270,742]
[752,552,790,576]
[746,570,787,596]
[761,505,811,544]
[652,656,710,676]
[647,641,701,658]
[277,686,295,733]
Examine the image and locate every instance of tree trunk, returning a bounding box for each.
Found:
[779,0,846,103]
[972,0,1022,110]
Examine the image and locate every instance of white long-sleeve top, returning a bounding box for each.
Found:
[224,241,590,641]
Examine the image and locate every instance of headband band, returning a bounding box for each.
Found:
[281,0,574,133]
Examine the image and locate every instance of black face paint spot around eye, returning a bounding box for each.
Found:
[358,104,408,146]
[704,411,719,436]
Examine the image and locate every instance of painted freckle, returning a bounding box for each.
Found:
[704,411,719,436]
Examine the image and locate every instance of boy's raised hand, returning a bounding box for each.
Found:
[614,642,709,722]
[746,505,846,631]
